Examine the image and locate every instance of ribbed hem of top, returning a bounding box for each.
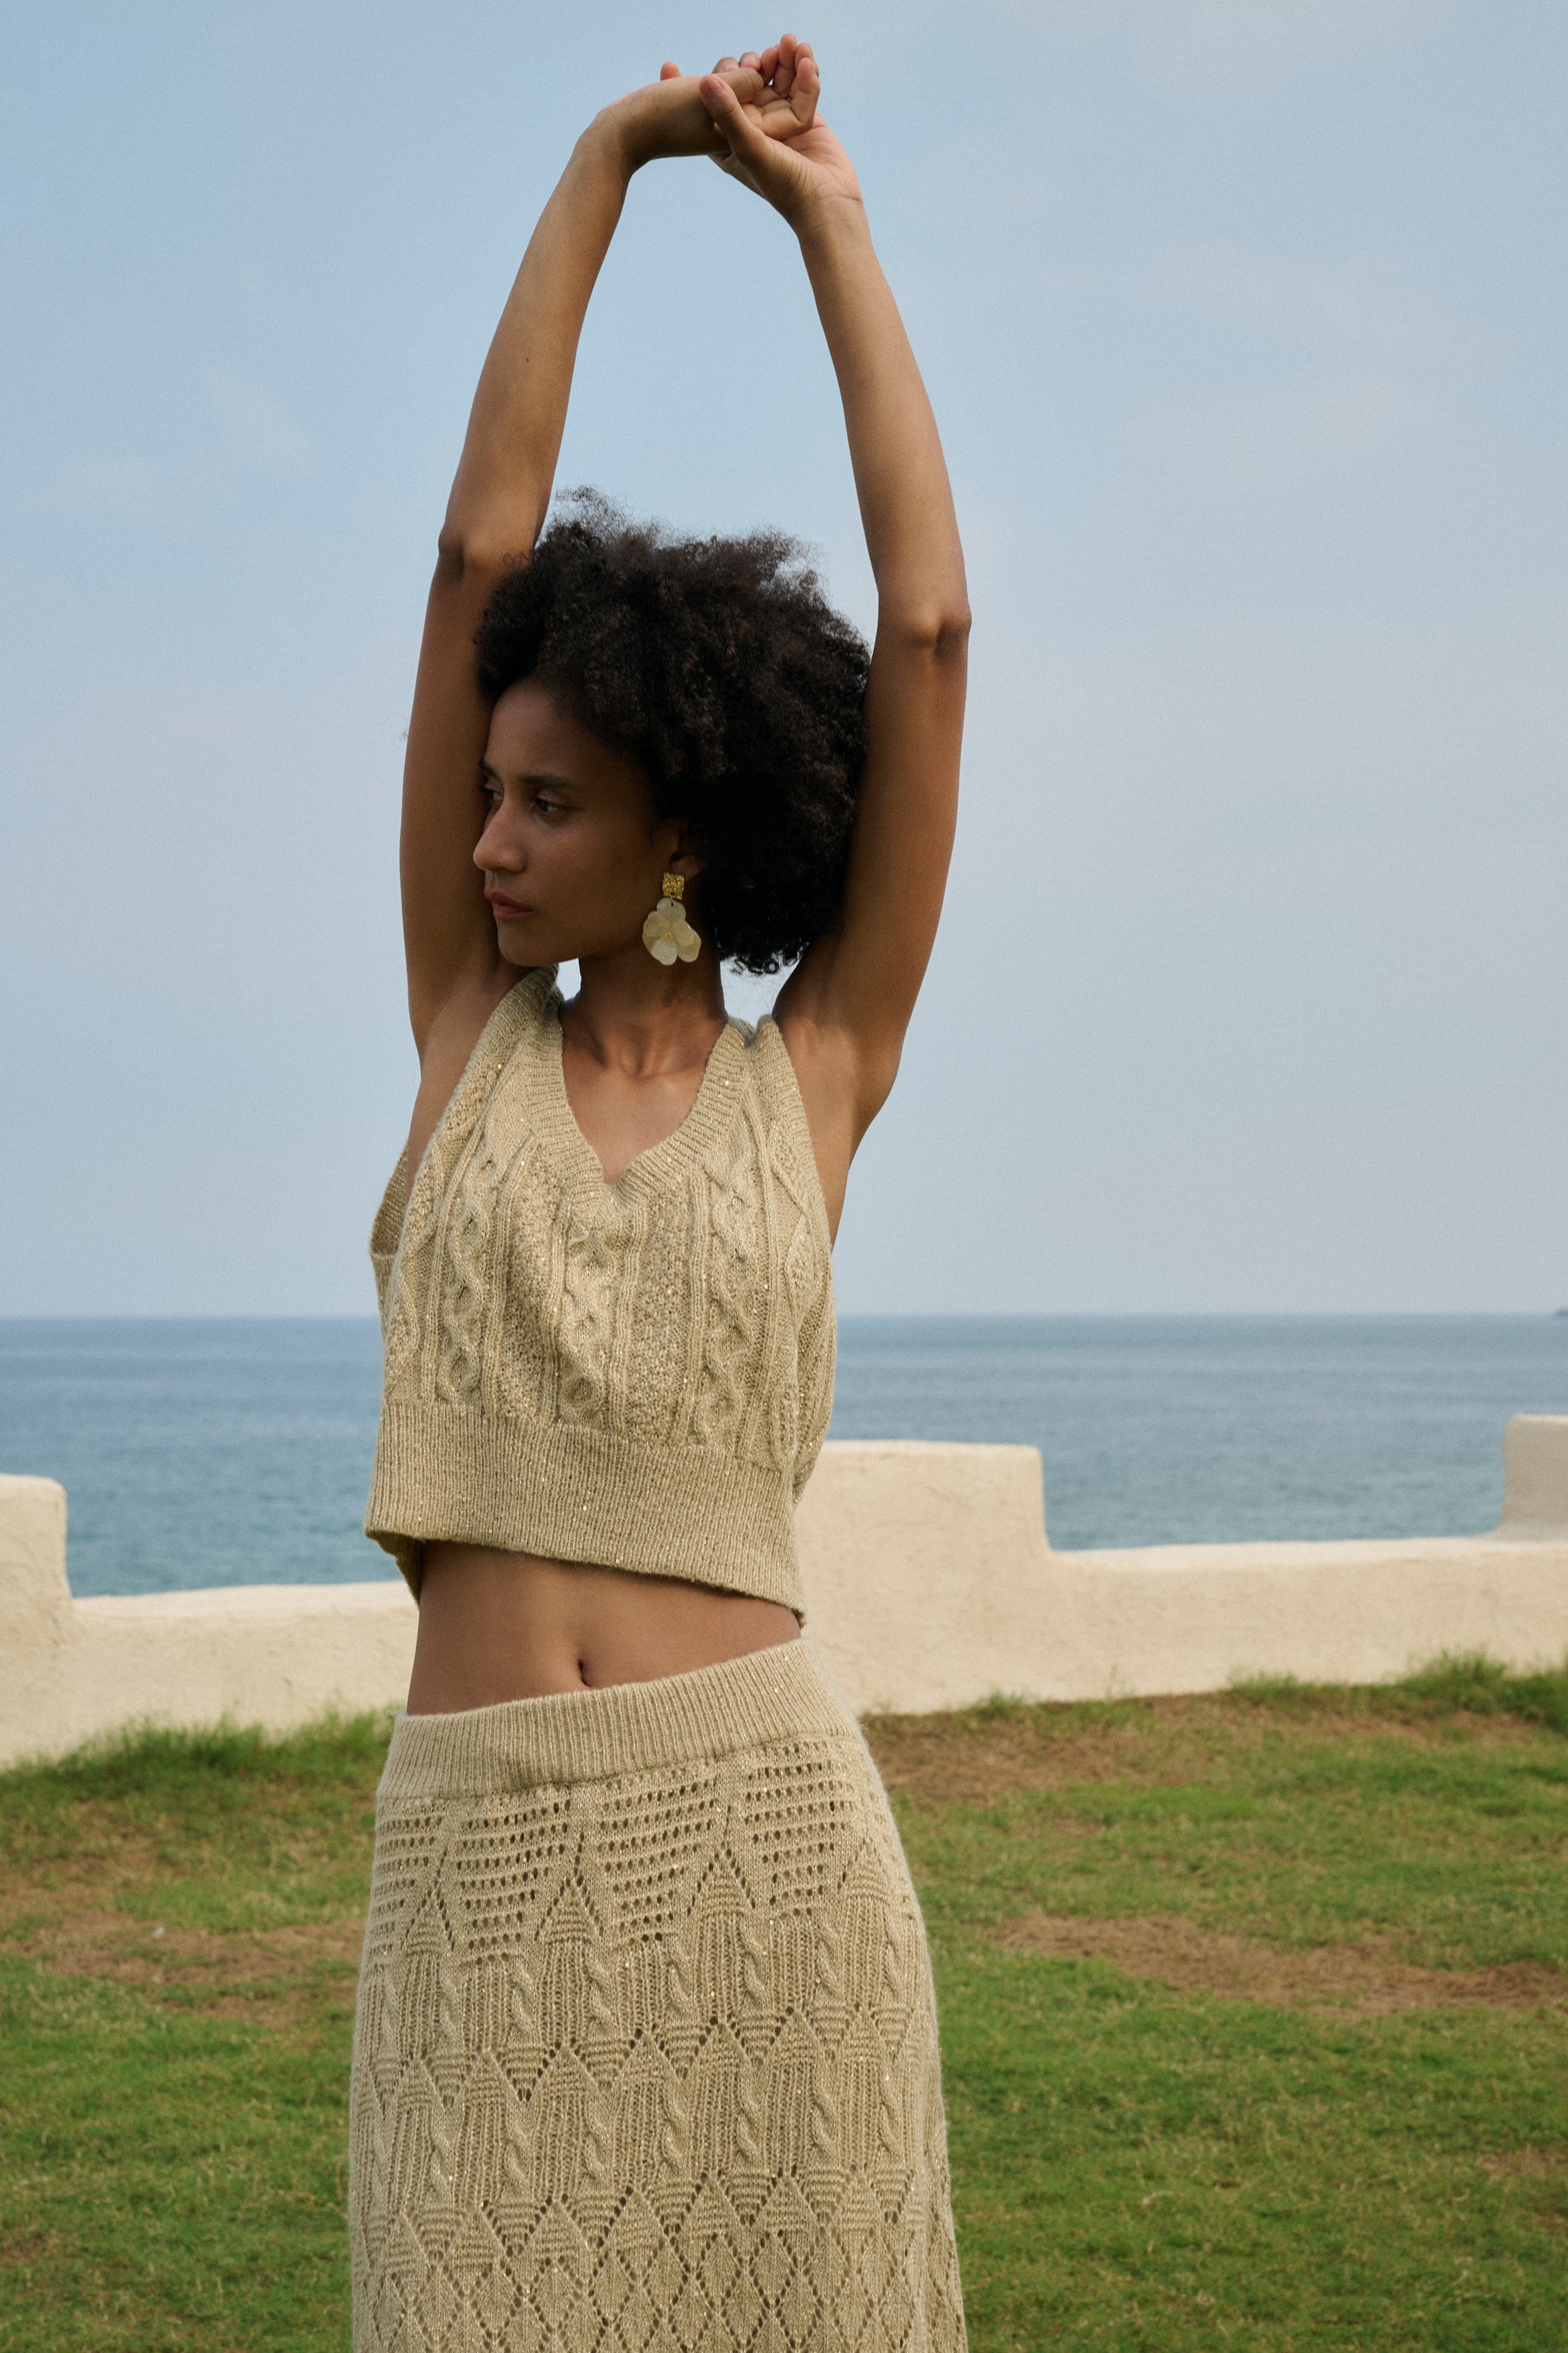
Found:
[376,1637,852,1801]
[364,1402,806,1616]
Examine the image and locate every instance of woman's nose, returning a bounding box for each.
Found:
[474,809,521,873]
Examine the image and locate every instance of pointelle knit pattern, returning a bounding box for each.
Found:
[349,1642,968,2351]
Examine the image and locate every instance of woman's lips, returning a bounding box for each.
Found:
[486,893,533,917]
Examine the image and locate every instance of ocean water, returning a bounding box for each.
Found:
[1,1316,1565,1599]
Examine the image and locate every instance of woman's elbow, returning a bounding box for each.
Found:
[883,601,972,661]
[933,602,972,659]
[433,523,532,593]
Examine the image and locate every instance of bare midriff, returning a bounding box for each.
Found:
[404,1540,801,1713]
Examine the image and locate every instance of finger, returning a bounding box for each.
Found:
[659,59,681,79]
[700,70,778,166]
[712,54,740,71]
[758,44,781,82]
[773,31,795,94]
[738,49,762,68]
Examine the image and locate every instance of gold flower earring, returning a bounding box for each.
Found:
[642,872,702,966]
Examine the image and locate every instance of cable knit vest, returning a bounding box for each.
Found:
[364,966,835,1613]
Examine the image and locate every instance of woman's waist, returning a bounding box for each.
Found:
[380,1634,864,1805]
[406,1542,801,1715]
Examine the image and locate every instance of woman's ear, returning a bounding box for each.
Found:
[659,823,706,884]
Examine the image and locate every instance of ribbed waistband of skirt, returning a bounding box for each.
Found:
[377,1637,856,1802]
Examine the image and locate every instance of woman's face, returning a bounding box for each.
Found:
[475,679,692,969]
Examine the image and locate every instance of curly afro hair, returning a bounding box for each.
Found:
[472,490,869,973]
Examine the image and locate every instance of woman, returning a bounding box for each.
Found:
[351,39,970,2350]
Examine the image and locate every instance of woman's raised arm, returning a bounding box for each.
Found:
[399,67,773,1058]
[700,49,970,1206]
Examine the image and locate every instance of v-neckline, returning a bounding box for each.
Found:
[536,975,748,1203]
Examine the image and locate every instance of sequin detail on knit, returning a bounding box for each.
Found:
[348,1646,966,2353]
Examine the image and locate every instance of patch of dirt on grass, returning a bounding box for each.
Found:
[0,1782,375,2038]
[1,2230,65,2269]
[0,1783,376,1894]
[1483,2147,1568,2235]
[866,1713,1175,1802]
[10,1909,364,2031]
[0,1824,166,1904]
[1483,2146,1568,2179]
[864,1696,1544,1804]
[993,1911,1568,2013]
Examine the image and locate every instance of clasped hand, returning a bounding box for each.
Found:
[613,34,861,221]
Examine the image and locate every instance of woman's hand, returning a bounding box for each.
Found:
[691,38,862,224]
[607,62,764,170]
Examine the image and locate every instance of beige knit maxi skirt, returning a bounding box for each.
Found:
[349,1639,968,2352]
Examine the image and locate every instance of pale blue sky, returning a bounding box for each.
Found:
[3,1,1565,1313]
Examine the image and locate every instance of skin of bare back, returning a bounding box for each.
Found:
[401,39,968,1712]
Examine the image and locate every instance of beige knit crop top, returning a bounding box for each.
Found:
[364,966,835,1614]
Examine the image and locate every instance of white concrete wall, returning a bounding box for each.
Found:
[0,1473,421,1769]
[3,1419,1565,1765]
[801,1419,1568,1713]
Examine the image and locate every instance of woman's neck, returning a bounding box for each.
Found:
[563,944,727,1078]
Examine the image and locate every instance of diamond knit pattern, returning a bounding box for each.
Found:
[349,1653,967,2353]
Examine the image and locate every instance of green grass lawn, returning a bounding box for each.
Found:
[1,1657,1565,2351]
